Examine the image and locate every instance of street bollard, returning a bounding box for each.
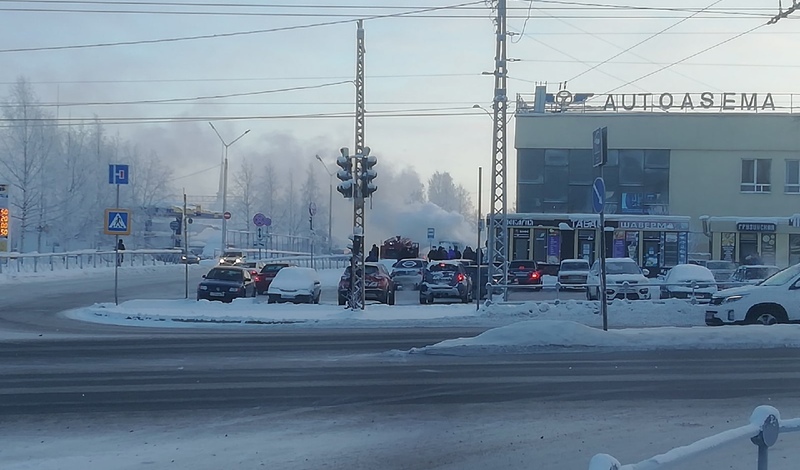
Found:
[751,407,780,470]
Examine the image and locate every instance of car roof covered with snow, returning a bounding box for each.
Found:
[665,264,716,281]
[269,266,320,290]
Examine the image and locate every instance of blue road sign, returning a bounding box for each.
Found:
[253,212,268,227]
[592,177,606,214]
[427,227,435,240]
[592,127,607,168]
[264,217,272,227]
[108,164,130,185]
[105,209,131,235]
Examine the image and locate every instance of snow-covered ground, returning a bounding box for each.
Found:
[4,398,799,470]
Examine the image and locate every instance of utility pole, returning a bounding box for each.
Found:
[487,0,510,301]
[768,0,799,24]
[350,19,367,310]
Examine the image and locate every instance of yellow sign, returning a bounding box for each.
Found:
[0,207,8,238]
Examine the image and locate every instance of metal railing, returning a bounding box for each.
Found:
[589,405,800,470]
[0,249,184,275]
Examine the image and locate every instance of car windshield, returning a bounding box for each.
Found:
[757,265,797,286]
[261,264,288,273]
[395,259,424,269]
[430,263,458,272]
[223,252,243,258]
[561,261,589,271]
[706,261,736,270]
[205,269,243,281]
[606,262,642,275]
[745,267,779,280]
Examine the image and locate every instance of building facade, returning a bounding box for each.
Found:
[513,88,800,269]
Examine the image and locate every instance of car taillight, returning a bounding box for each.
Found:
[456,273,465,282]
[529,271,540,279]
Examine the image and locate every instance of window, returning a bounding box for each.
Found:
[517,149,545,183]
[568,149,593,184]
[741,158,771,192]
[619,150,644,186]
[786,160,800,193]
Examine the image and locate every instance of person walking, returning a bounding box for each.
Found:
[116,239,126,266]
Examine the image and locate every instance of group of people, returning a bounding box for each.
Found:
[426,245,479,262]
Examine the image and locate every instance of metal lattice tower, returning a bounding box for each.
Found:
[347,19,367,310]
[487,0,509,299]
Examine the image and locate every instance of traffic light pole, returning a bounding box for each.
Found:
[349,19,367,310]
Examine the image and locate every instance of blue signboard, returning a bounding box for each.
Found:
[104,209,131,235]
[427,227,435,240]
[678,232,689,264]
[108,164,129,185]
[592,177,605,214]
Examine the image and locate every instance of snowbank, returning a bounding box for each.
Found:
[420,320,800,354]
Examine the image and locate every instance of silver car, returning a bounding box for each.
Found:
[390,258,426,290]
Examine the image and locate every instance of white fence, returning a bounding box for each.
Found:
[589,406,800,470]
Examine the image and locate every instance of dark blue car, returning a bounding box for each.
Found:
[197,266,256,302]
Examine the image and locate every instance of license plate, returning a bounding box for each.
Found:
[209,292,224,297]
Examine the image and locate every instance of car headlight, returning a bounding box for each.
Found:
[199,285,208,290]
[229,287,240,292]
[723,294,747,303]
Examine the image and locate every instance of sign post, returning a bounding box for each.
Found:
[592,128,609,331]
[427,227,435,253]
[253,213,268,259]
[309,202,317,269]
[0,183,8,255]
[108,164,130,306]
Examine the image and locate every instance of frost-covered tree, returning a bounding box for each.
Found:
[232,157,256,231]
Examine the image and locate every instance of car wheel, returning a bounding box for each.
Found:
[314,293,321,304]
[746,306,788,325]
[268,295,277,304]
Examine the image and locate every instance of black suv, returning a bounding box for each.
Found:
[508,260,543,289]
[419,261,473,304]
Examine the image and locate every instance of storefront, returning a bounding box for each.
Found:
[502,213,690,275]
[704,216,800,268]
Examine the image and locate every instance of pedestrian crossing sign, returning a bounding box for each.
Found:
[104,209,131,235]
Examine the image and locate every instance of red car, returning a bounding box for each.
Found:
[255,263,294,295]
[338,262,396,305]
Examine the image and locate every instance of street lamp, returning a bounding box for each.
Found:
[209,122,250,254]
[315,154,334,254]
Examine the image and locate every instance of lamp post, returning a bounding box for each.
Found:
[315,154,334,254]
[209,122,250,254]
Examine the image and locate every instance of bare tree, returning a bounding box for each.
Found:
[232,157,256,231]
[0,78,55,252]
[427,171,475,223]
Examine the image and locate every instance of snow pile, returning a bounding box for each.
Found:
[420,320,800,354]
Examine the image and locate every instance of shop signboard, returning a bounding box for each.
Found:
[736,222,776,232]
[678,232,689,264]
[547,229,560,264]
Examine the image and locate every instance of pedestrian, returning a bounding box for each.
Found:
[366,244,379,262]
[437,246,447,260]
[116,239,126,266]
[447,247,456,260]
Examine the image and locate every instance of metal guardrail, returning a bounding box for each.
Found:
[0,249,185,275]
[589,406,800,470]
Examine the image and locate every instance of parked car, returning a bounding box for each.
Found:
[586,258,653,301]
[705,260,737,284]
[508,260,543,289]
[267,267,321,304]
[722,265,780,289]
[255,263,294,295]
[197,266,256,302]
[706,263,800,325]
[390,258,426,290]
[219,250,246,265]
[464,264,490,300]
[180,253,200,264]
[660,264,717,301]
[557,259,590,289]
[419,260,473,304]
[338,263,395,305]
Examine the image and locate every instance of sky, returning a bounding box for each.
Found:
[1,0,799,211]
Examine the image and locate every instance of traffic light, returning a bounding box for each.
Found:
[360,147,377,198]
[347,233,363,257]
[336,147,354,198]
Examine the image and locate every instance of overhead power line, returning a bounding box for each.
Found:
[0,0,485,53]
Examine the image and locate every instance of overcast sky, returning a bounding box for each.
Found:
[1,0,798,209]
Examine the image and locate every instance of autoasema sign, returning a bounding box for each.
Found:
[603,92,775,112]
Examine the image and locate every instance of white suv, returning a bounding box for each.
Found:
[586,257,654,301]
[706,263,800,326]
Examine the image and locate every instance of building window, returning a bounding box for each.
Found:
[741,159,771,193]
[786,160,800,193]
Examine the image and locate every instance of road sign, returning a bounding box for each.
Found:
[263,216,272,227]
[427,227,435,240]
[257,227,264,240]
[253,212,268,227]
[108,164,130,185]
[169,220,180,231]
[308,202,317,217]
[104,209,131,235]
[223,211,231,220]
[592,177,606,214]
[592,127,608,168]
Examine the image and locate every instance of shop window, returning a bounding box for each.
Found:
[741,159,771,193]
[577,230,595,263]
[642,232,661,268]
[739,233,759,263]
[513,229,531,260]
[533,229,547,263]
[663,232,679,266]
[790,234,800,266]
[625,231,640,262]
[518,149,545,183]
[761,234,776,265]
[568,149,593,184]
[619,150,644,186]
[720,232,736,262]
[786,159,800,193]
